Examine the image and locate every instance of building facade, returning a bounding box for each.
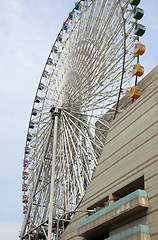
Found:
[59,66,158,240]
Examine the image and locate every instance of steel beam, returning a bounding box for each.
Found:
[47,109,60,240]
[20,122,54,239]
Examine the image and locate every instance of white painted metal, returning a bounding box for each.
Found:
[21,0,137,239]
[20,123,53,238]
[47,109,59,240]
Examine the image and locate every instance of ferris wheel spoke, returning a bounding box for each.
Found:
[63,110,102,151]
[41,185,50,222]
[34,187,49,224]
[54,155,65,211]
[32,193,43,224]
[62,130,77,210]
[27,125,53,185]
[63,118,84,196]
[26,129,50,163]
[65,110,110,129]
[63,111,98,167]
[71,70,119,107]
[75,1,120,65]
[61,132,70,211]
[59,137,68,211]
[62,114,91,186]
[31,132,55,223]
[74,2,95,49]
[63,108,107,144]
[77,29,123,82]
[29,124,50,146]
[21,1,138,238]
[69,49,124,104]
[62,112,89,159]
[58,132,70,211]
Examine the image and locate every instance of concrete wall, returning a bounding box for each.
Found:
[59,66,158,240]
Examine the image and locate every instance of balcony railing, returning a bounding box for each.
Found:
[78,190,148,237]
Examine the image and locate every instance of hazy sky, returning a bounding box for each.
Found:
[0,0,157,239]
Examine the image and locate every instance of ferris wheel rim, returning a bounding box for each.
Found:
[21,0,137,239]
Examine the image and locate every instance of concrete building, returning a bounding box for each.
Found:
[59,66,158,240]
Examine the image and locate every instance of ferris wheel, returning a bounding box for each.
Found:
[20,0,146,239]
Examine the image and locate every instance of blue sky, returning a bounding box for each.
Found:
[0,0,157,239]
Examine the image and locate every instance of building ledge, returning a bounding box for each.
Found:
[106,225,150,240]
[78,190,148,237]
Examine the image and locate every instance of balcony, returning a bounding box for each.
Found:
[78,190,148,238]
[106,225,150,240]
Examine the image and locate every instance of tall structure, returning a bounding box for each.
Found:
[21,1,142,238]
[20,1,150,239]
[58,66,158,240]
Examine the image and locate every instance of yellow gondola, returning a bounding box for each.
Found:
[133,63,144,77]
[130,86,142,99]
[134,42,146,55]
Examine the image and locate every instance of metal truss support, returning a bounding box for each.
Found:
[47,109,60,240]
[20,122,54,239]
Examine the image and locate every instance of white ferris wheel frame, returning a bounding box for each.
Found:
[20,0,138,239]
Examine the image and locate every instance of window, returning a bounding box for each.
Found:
[112,176,144,200]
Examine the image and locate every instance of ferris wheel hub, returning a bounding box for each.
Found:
[50,107,61,118]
